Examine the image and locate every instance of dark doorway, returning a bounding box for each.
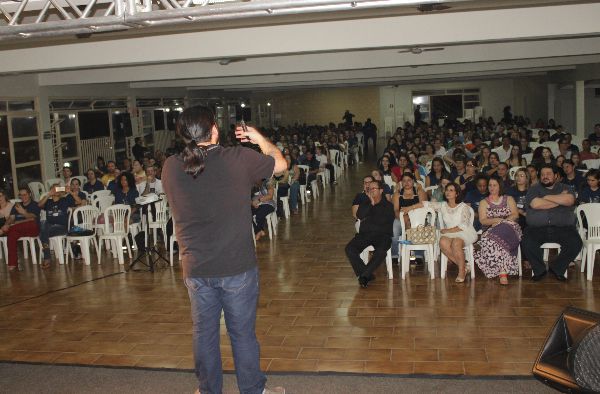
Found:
[431,95,462,122]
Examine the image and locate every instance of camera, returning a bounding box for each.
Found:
[55,186,66,192]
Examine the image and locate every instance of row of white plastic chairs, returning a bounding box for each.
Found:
[0,195,177,269]
[359,202,600,282]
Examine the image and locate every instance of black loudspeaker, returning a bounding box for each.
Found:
[532,306,600,393]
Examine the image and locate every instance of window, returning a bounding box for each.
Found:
[78,111,110,140]
[11,117,38,139]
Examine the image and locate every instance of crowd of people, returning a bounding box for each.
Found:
[347,113,599,287]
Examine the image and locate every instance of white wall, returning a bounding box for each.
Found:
[512,76,548,122]
[555,88,575,132]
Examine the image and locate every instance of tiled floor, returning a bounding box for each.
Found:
[0,160,598,376]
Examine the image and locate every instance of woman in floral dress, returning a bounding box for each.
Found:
[474,177,522,285]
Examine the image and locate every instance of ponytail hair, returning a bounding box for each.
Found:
[177,106,217,177]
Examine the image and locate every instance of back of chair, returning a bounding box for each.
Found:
[90,189,112,203]
[591,145,600,155]
[28,182,46,201]
[329,150,340,166]
[296,165,310,186]
[73,176,87,187]
[94,195,115,213]
[150,199,169,224]
[45,178,64,190]
[577,203,600,241]
[104,204,130,234]
[509,166,523,180]
[522,153,533,164]
[72,205,99,232]
[583,159,600,170]
[401,207,436,235]
[383,175,394,189]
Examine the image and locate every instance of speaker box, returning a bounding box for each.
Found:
[532,306,600,393]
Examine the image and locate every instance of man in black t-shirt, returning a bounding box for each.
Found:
[38,186,76,268]
[352,175,374,220]
[345,180,395,288]
[162,106,286,394]
[132,137,148,163]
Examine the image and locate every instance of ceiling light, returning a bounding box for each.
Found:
[240,103,246,108]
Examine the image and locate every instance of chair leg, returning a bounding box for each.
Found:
[440,254,447,279]
[386,249,393,280]
[30,240,38,265]
[97,239,103,264]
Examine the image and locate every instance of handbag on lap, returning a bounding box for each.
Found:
[405,224,435,244]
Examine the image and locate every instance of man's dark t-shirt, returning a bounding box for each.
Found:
[162,146,274,278]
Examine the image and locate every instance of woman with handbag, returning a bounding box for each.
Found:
[402,182,477,282]
[474,176,522,285]
[391,173,427,258]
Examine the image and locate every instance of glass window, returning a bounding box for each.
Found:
[15,164,42,187]
[167,111,179,131]
[141,110,153,126]
[464,102,480,109]
[0,101,7,112]
[0,115,12,194]
[154,110,165,130]
[13,140,40,164]
[8,100,35,111]
[112,112,132,150]
[78,111,110,139]
[11,116,38,138]
[464,95,480,102]
[58,113,78,135]
[61,136,79,158]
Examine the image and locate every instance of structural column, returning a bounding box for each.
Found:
[547,83,556,122]
[575,80,585,136]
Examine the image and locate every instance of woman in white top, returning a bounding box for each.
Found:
[402,182,477,283]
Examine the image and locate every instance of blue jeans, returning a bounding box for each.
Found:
[289,181,300,210]
[184,267,266,394]
[40,221,67,260]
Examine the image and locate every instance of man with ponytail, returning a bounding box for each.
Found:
[162,106,286,394]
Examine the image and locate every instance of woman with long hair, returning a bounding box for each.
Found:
[478,145,492,170]
[404,183,477,282]
[507,145,526,167]
[132,159,147,185]
[391,173,427,258]
[425,157,448,190]
[484,152,500,176]
[474,177,522,285]
[378,154,393,176]
[507,168,529,230]
[457,158,479,193]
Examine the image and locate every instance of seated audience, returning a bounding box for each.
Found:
[425,157,448,195]
[464,174,489,231]
[507,168,529,229]
[391,173,427,259]
[371,170,392,202]
[68,179,87,207]
[352,176,374,220]
[0,189,14,230]
[114,172,140,222]
[405,182,477,282]
[137,165,163,196]
[579,139,599,161]
[132,160,147,185]
[38,185,76,269]
[251,178,276,241]
[101,161,118,186]
[562,159,585,194]
[578,169,600,204]
[522,165,582,281]
[83,169,105,194]
[345,180,395,288]
[474,177,522,285]
[1,187,41,271]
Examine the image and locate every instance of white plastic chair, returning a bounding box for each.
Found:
[400,207,437,280]
[93,194,115,239]
[90,189,112,204]
[296,165,310,205]
[439,206,476,280]
[357,134,364,162]
[590,145,600,155]
[509,166,523,180]
[97,204,132,265]
[522,153,533,165]
[310,179,319,199]
[28,182,46,201]
[18,237,43,265]
[0,236,7,262]
[383,175,395,192]
[577,203,600,281]
[328,150,342,181]
[355,220,393,280]
[45,178,64,190]
[66,206,100,265]
[146,198,169,248]
[169,216,181,266]
[535,243,566,278]
[583,159,600,170]
[316,170,329,187]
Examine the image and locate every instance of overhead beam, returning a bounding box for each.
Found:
[37,37,600,86]
[2,2,600,74]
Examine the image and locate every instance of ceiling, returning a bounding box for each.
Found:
[1,0,600,93]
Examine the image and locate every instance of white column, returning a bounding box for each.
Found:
[575,80,585,136]
[547,83,556,121]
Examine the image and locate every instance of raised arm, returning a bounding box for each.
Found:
[236,126,287,175]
